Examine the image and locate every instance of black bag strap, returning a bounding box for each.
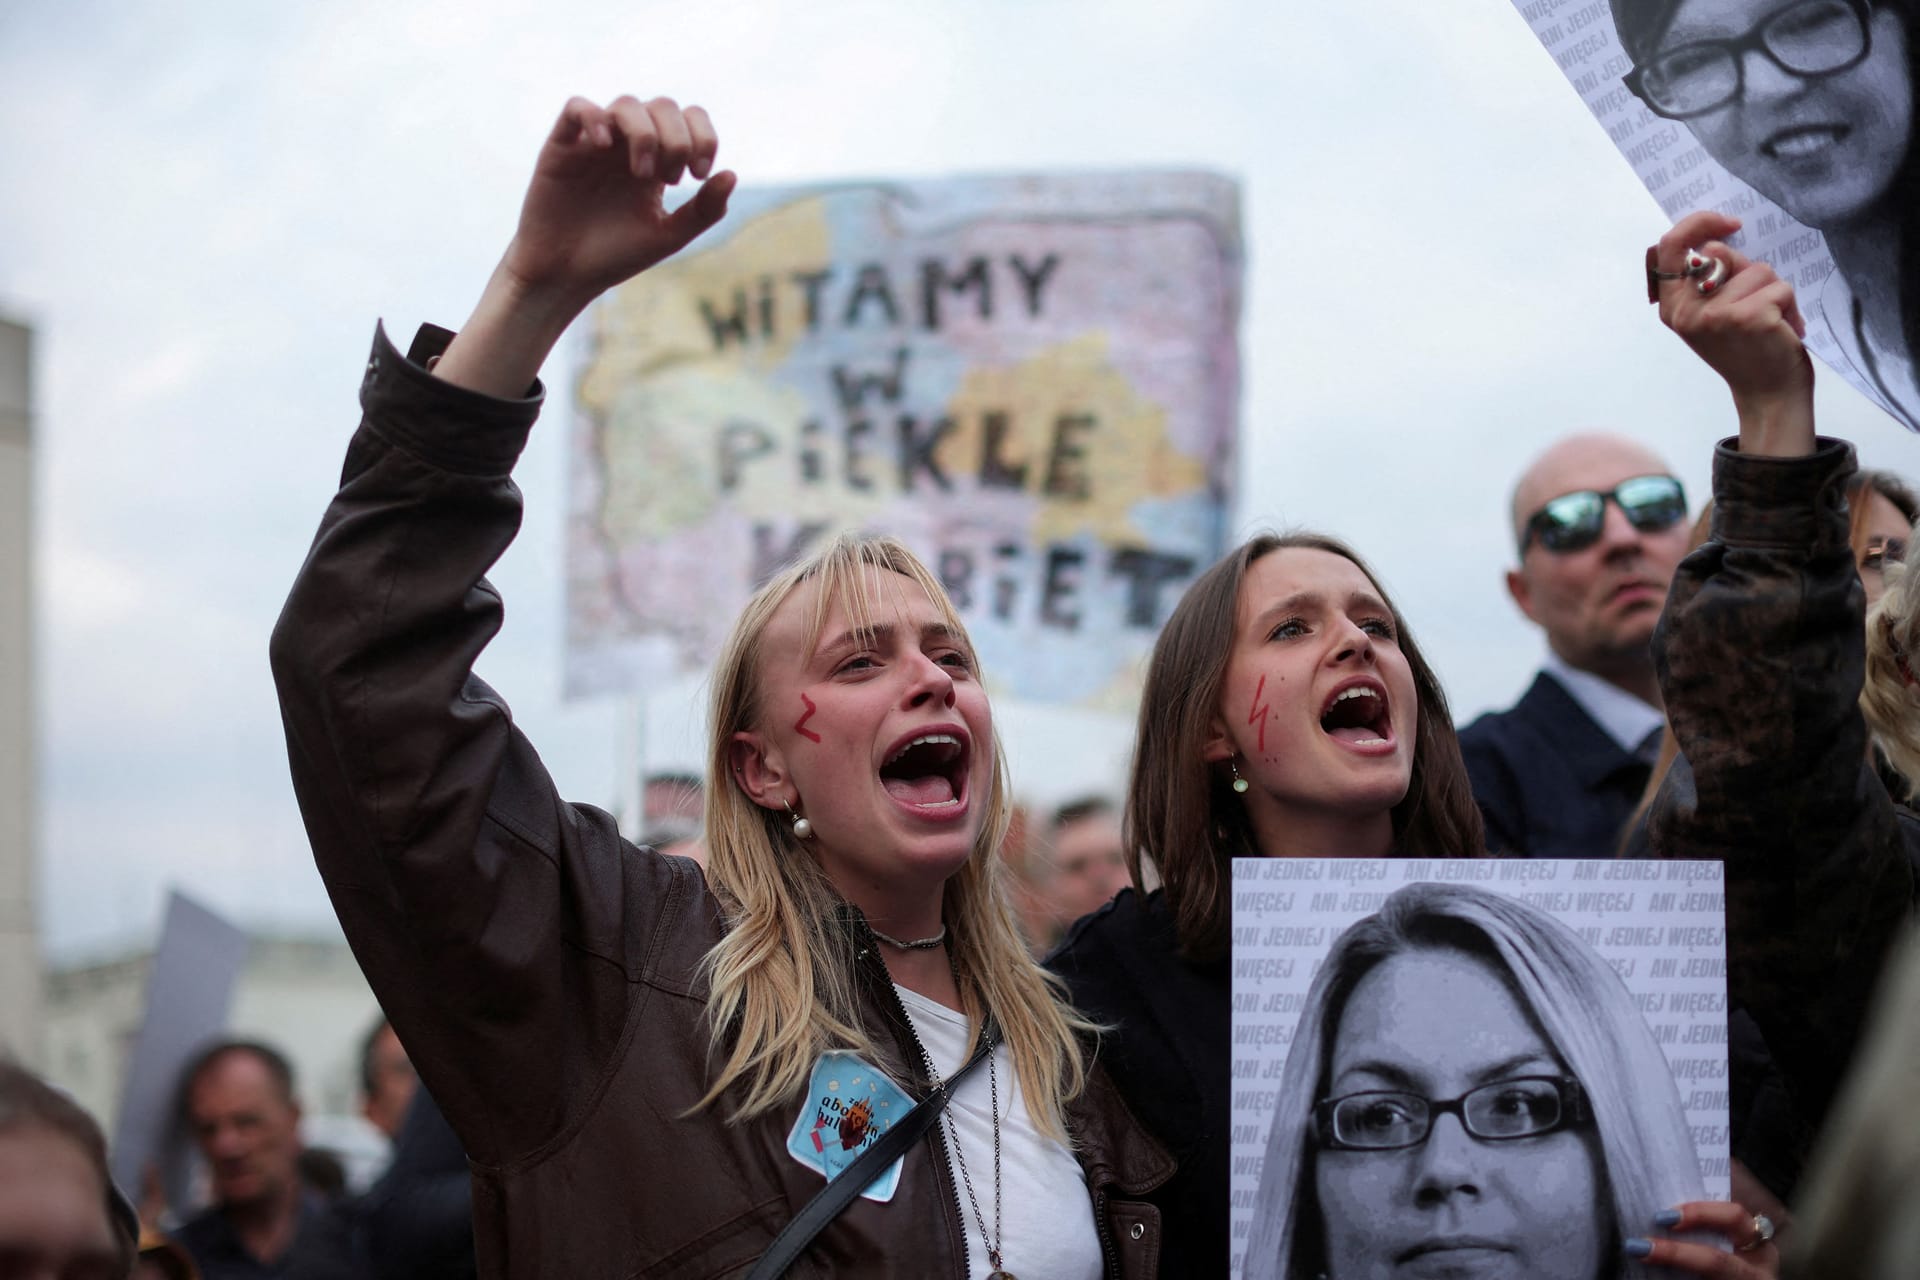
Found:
[746,1032,996,1280]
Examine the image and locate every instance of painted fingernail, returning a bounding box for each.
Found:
[1652,1210,1682,1229]
[1623,1238,1654,1259]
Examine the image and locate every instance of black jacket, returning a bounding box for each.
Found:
[1648,438,1920,1168]
[357,1089,476,1280]
[1459,670,1651,858]
[173,1195,365,1280]
[1048,889,1229,1279]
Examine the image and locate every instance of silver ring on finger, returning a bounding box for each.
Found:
[1646,249,1707,283]
[1736,1213,1776,1252]
[1690,250,1729,296]
[1645,245,1724,302]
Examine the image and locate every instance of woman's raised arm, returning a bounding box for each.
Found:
[1647,209,1916,1153]
[434,94,734,397]
[268,96,733,1168]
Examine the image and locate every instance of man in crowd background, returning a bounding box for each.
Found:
[1459,432,1692,857]
[355,1017,477,1280]
[171,1042,363,1280]
[1005,796,1133,954]
[356,1021,415,1145]
[1041,797,1132,938]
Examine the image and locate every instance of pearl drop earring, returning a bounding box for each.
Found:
[785,798,813,840]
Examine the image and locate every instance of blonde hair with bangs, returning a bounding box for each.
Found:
[693,532,1093,1139]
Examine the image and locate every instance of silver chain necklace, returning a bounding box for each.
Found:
[870,923,947,950]
[923,1032,1011,1279]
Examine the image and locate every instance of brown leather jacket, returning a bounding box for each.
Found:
[270,324,1173,1279]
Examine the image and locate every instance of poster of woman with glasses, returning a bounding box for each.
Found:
[1230,859,1735,1279]
[1513,0,1920,431]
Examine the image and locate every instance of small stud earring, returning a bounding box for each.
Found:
[1231,758,1249,794]
[785,798,813,840]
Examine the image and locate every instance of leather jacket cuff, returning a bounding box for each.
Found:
[357,321,544,477]
[1708,436,1855,555]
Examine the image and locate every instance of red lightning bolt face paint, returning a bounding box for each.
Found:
[793,692,823,743]
[1247,673,1271,753]
[1212,546,1419,858]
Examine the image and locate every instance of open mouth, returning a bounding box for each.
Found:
[1319,681,1392,748]
[879,729,969,809]
[1763,123,1848,159]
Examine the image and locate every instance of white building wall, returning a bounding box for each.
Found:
[44,932,387,1173]
[0,315,39,1065]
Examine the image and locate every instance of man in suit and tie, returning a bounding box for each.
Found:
[1459,433,1693,857]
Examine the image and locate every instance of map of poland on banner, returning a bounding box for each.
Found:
[566,172,1242,709]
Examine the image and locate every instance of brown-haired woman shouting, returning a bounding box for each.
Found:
[1050,530,1482,1274]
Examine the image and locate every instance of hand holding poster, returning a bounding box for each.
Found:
[566,174,1241,708]
[1230,858,1731,1280]
[1511,0,1920,430]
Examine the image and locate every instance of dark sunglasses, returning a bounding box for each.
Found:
[1519,474,1688,556]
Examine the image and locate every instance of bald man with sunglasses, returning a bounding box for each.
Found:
[1459,433,1693,857]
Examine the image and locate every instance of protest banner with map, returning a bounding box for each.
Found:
[1510,0,1920,432]
[566,173,1241,708]
[1229,857,1731,1278]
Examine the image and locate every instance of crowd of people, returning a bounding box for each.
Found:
[0,1014,475,1280]
[5,92,1920,1279]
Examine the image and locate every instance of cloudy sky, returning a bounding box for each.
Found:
[4,0,1913,958]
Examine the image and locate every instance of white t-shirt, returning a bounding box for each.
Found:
[895,984,1102,1280]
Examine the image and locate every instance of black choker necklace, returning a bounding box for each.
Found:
[870,924,947,950]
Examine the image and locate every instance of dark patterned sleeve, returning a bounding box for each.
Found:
[1649,437,1916,1139]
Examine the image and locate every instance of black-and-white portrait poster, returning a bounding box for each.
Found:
[1229,857,1731,1280]
[1510,0,1920,432]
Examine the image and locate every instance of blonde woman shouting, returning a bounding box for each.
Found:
[271,95,1168,1279]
